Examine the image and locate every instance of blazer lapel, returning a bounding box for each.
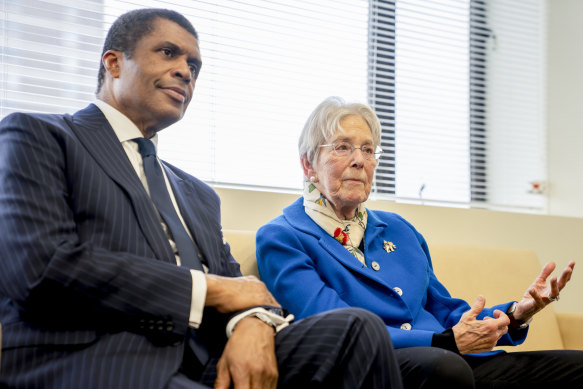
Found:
[67,104,175,263]
[283,198,393,287]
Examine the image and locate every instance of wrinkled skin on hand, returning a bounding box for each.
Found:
[453,261,575,355]
[453,295,509,355]
[514,261,575,323]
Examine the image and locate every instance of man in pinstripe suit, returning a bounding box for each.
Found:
[0,8,403,389]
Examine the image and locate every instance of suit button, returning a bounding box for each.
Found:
[393,287,403,296]
[371,261,380,271]
[400,323,412,330]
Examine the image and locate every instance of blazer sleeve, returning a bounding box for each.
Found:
[0,113,193,338]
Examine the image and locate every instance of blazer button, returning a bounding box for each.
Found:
[393,287,403,296]
[371,261,380,271]
[400,323,412,330]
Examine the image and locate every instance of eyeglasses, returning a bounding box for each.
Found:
[319,141,383,161]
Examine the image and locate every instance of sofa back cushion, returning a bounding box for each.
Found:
[224,229,259,277]
[430,244,564,351]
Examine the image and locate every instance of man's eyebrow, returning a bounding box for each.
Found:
[160,41,180,51]
[160,41,201,62]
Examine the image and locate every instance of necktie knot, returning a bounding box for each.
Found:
[134,137,156,158]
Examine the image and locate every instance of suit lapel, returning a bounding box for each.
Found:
[163,166,223,274]
[67,105,175,263]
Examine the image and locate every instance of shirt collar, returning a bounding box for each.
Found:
[93,99,159,147]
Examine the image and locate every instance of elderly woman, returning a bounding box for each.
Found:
[256,96,583,388]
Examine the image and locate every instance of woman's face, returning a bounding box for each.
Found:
[304,114,377,219]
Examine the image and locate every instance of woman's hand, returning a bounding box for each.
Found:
[513,261,575,323]
[452,295,510,355]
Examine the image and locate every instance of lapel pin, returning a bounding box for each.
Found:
[383,241,396,253]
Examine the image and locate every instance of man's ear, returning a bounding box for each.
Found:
[301,155,315,179]
[102,50,122,78]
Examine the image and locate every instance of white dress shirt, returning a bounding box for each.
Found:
[94,100,206,329]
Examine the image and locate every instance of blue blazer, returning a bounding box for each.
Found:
[0,104,241,388]
[257,197,526,355]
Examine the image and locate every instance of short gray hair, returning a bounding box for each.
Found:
[298,96,382,168]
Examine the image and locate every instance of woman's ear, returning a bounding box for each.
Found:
[301,154,315,179]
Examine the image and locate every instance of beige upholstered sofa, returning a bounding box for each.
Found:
[0,234,579,366]
[223,229,583,352]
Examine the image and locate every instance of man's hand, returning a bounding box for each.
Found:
[452,295,509,354]
[214,317,278,389]
[513,261,575,323]
[205,274,280,313]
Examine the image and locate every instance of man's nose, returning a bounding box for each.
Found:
[173,60,192,83]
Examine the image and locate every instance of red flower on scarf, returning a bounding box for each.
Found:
[334,227,349,245]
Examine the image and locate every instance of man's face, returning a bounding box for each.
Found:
[109,18,202,135]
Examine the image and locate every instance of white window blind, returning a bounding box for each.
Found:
[369,0,547,211]
[394,0,471,204]
[1,0,547,212]
[101,0,369,190]
[481,0,547,211]
[0,0,103,115]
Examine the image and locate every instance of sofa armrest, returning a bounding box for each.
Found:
[556,312,583,350]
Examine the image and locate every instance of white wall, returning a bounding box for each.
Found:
[547,0,583,217]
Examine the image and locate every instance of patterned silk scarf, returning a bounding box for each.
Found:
[303,181,368,266]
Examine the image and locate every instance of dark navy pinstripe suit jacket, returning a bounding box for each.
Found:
[0,104,241,388]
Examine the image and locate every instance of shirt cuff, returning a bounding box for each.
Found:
[188,269,207,329]
[225,307,294,337]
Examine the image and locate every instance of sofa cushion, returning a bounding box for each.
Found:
[224,229,259,277]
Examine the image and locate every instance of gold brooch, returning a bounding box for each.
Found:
[383,241,396,253]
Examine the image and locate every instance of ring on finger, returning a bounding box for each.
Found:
[547,294,560,302]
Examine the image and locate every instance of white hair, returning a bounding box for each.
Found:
[298,96,382,175]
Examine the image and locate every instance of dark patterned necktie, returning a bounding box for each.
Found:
[134,138,203,271]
